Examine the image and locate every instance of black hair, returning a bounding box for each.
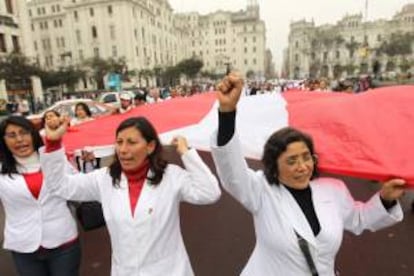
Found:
[75,102,92,118]
[41,109,61,129]
[262,127,319,185]
[0,116,44,176]
[109,117,167,187]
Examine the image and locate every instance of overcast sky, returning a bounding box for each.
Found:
[169,0,411,72]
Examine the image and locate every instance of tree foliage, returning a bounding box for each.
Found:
[377,32,414,57]
[0,53,41,89]
[176,58,204,79]
[84,57,127,89]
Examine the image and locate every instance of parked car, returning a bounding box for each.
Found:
[27,98,116,130]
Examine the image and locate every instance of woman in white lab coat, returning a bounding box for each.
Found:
[210,73,405,276]
[40,116,221,276]
[0,116,80,276]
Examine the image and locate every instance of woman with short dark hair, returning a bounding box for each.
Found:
[0,116,80,276]
[211,73,405,276]
[40,116,221,276]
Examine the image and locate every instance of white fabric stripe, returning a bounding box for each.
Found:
[160,93,289,160]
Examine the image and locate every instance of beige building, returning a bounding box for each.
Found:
[0,0,35,100]
[28,0,189,89]
[285,3,414,79]
[176,1,267,77]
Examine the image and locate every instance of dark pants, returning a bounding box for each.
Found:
[11,240,81,276]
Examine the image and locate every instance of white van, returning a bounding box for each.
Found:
[98,91,135,108]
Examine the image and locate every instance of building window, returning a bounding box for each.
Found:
[34,41,37,51]
[253,46,256,53]
[31,24,35,31]
[108,5,113,15]
[253,58,257,65]
[295,41,299,48]
[94,47,99,57]
[5,0,13,14]
[244,47,247,53]
[29,9,32,17]
[60,37,65,48]
[54,20,58,28]
[90,8,94,17]
[323,52,328,61]
[59,19,63,27]
[244,59,248,65]
[52,5,56,13]
[295,54,298,62]
[57,5,60,12]
[0,33,6,52]
[377,34,382,42]
[92,26,98,39]
[12,35,20,53]
[74,11,78,21]
[253,36,256,43]
[110,25,115,40]
[136,46,139,56]
[112,46,117,57]
[79,49,84,61]
[336,51,340,59]
[76,30,81,44]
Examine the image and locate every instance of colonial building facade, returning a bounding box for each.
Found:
[27,0,268,89]
[28,0,189,88]
[284,3,414,79]
[176,1,266,77]
[0,0,35,100]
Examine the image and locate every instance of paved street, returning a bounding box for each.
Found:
[1,150,414,275]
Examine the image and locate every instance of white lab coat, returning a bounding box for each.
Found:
[0,160,78,252]
[39,147,221,276]
[211,133,403,276]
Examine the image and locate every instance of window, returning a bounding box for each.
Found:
[112,46,117,57]
[57,5,60,12]
[110,25,115,40]
[92,26,98,39]
[244,47,247,53]
[244,59,248,65]
[28,9,32,17]
[54,20,58,28]
[76,30,81,43]
[52,5,56,13]
[34,41,37,51]
[60,37,65,48]
[0,33,6,52]
[323,52,328,61]
[336,51,340,59]
[136,46,139,56]
[253,36,256,43]
[377,34,382,42]
[253,58,257,65]
[295,54,298,62]
[253,46,256,53]
[56,37,60,47]
[79,49,84,60]
[93,47,99,57]
[5,0,13,14]
[31,24,35,31]
[108,5,113,15]
[90,8,94,17]
[74,11,78,21]
[295,41,299,48]
[59,19,63,27]
[12,36,20,52]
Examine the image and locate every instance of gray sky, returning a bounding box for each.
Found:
[169,0,411,72]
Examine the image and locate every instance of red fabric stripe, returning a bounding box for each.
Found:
[62,92,217,154]
[285,86,414,184]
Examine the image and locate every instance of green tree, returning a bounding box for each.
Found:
[84,57,126,89]
[377,32,414,57]
[0,53,40,90]
[399,58,412,73]
[176,58,204,79]
[39,66,85,92]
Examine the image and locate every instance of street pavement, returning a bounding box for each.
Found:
[1,150,414,276]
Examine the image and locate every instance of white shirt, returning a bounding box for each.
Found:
[40,147,221,276]
[0,152,78,253]
[211,133,403,276]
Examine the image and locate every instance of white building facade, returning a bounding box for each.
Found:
[0,0,35,100]
[285,3,414,79]
[28,0,189,89]
[176,2,266,77]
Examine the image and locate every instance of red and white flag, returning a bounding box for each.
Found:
[63,86,414,184]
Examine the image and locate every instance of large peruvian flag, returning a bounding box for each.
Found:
[62,86,414,184]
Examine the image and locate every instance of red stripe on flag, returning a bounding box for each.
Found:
[285,86,414,184]
[63,92,217,154]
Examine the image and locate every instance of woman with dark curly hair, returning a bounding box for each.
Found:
[40,116,221,275]
[210,72,406,276]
